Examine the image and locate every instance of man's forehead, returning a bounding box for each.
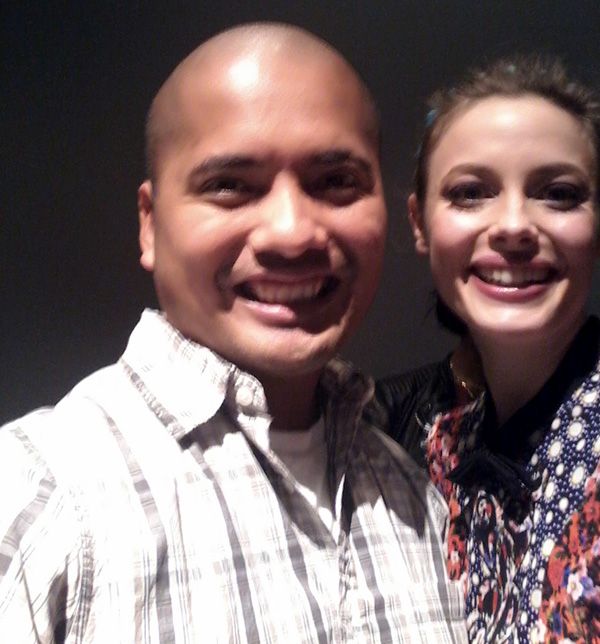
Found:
[179,35,358,100]
[165,25,344,100]
[181,23,341,70]
[146,23,379,180]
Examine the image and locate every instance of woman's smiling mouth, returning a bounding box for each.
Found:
[472,265,556,288]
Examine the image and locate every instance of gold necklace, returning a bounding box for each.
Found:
[449,339,485,399]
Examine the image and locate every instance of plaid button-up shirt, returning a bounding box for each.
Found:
[0,310,466,643]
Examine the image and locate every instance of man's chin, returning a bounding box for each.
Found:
[170,313,345,378]
[237,339,339,381]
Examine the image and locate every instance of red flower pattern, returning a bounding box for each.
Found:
[427,402,600,642]
[541,467,600,643]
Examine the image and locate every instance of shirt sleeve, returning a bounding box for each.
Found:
[0,421,85,642]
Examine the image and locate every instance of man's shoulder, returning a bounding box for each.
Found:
[0,363,128,474]
[4,363,123,427]
[357,421,450,536]
[361,420,431,484]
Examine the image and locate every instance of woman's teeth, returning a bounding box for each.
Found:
[476,267,551,287]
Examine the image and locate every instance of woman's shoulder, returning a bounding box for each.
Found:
[364,358,456,465]
[376,361,450,401]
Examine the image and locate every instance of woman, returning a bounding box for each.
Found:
[375,57,600,642]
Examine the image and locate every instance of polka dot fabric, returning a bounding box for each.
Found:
[426,364,600,643]
[518,375,600,641]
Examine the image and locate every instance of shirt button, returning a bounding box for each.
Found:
[236,386,254,408]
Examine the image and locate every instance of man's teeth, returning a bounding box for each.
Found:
[477,267,550,287]
[250,279,325,304]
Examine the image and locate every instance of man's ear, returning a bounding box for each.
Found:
[408,193,429,255]
[138,180,156,272]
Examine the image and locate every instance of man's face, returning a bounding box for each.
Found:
[139,52,386,380]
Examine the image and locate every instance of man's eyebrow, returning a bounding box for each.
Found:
[185,150,374,182]
[307,149,373,174]
[188,155,259,176]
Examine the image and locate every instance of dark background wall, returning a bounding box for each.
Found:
[3,1,600,423]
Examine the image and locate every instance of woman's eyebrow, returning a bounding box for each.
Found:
[528,162,591,181]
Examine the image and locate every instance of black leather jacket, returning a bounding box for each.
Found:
[367,317,600,470]
[364,356,456,467]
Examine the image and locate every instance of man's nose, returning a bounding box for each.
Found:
[488,194,539,251]
[249,176,329,257]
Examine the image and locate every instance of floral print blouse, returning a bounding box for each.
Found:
[426,318,600,643]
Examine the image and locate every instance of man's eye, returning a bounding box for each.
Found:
[314,172,358,190]
[197,177,260,207]
[445,182,492,208]
[308,172,364,205]
[324,173,359,189]
[537,182,589,211]
[203,178,250,195]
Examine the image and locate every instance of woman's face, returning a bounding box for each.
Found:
[410,95,598,349]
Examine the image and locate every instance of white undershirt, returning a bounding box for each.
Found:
[265,418,334,532]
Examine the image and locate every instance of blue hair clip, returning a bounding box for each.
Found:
[425,108,437,127]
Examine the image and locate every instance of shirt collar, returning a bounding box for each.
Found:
[120,310,373,453]
[319,358,374,481]
[120,309,267,440]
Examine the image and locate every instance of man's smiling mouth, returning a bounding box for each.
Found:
[236,277,339,304]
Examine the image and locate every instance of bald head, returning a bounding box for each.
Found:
[144,23,379,182]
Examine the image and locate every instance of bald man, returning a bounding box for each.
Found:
[0,24,466,643]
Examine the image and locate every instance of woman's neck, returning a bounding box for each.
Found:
[474,319,586,426]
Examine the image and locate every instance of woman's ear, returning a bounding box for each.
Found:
[408,193,429,254]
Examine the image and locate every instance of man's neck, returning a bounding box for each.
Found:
[258,370,322,432]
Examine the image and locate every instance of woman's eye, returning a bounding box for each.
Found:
[445,182,492,208]
[537,182,589,210]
